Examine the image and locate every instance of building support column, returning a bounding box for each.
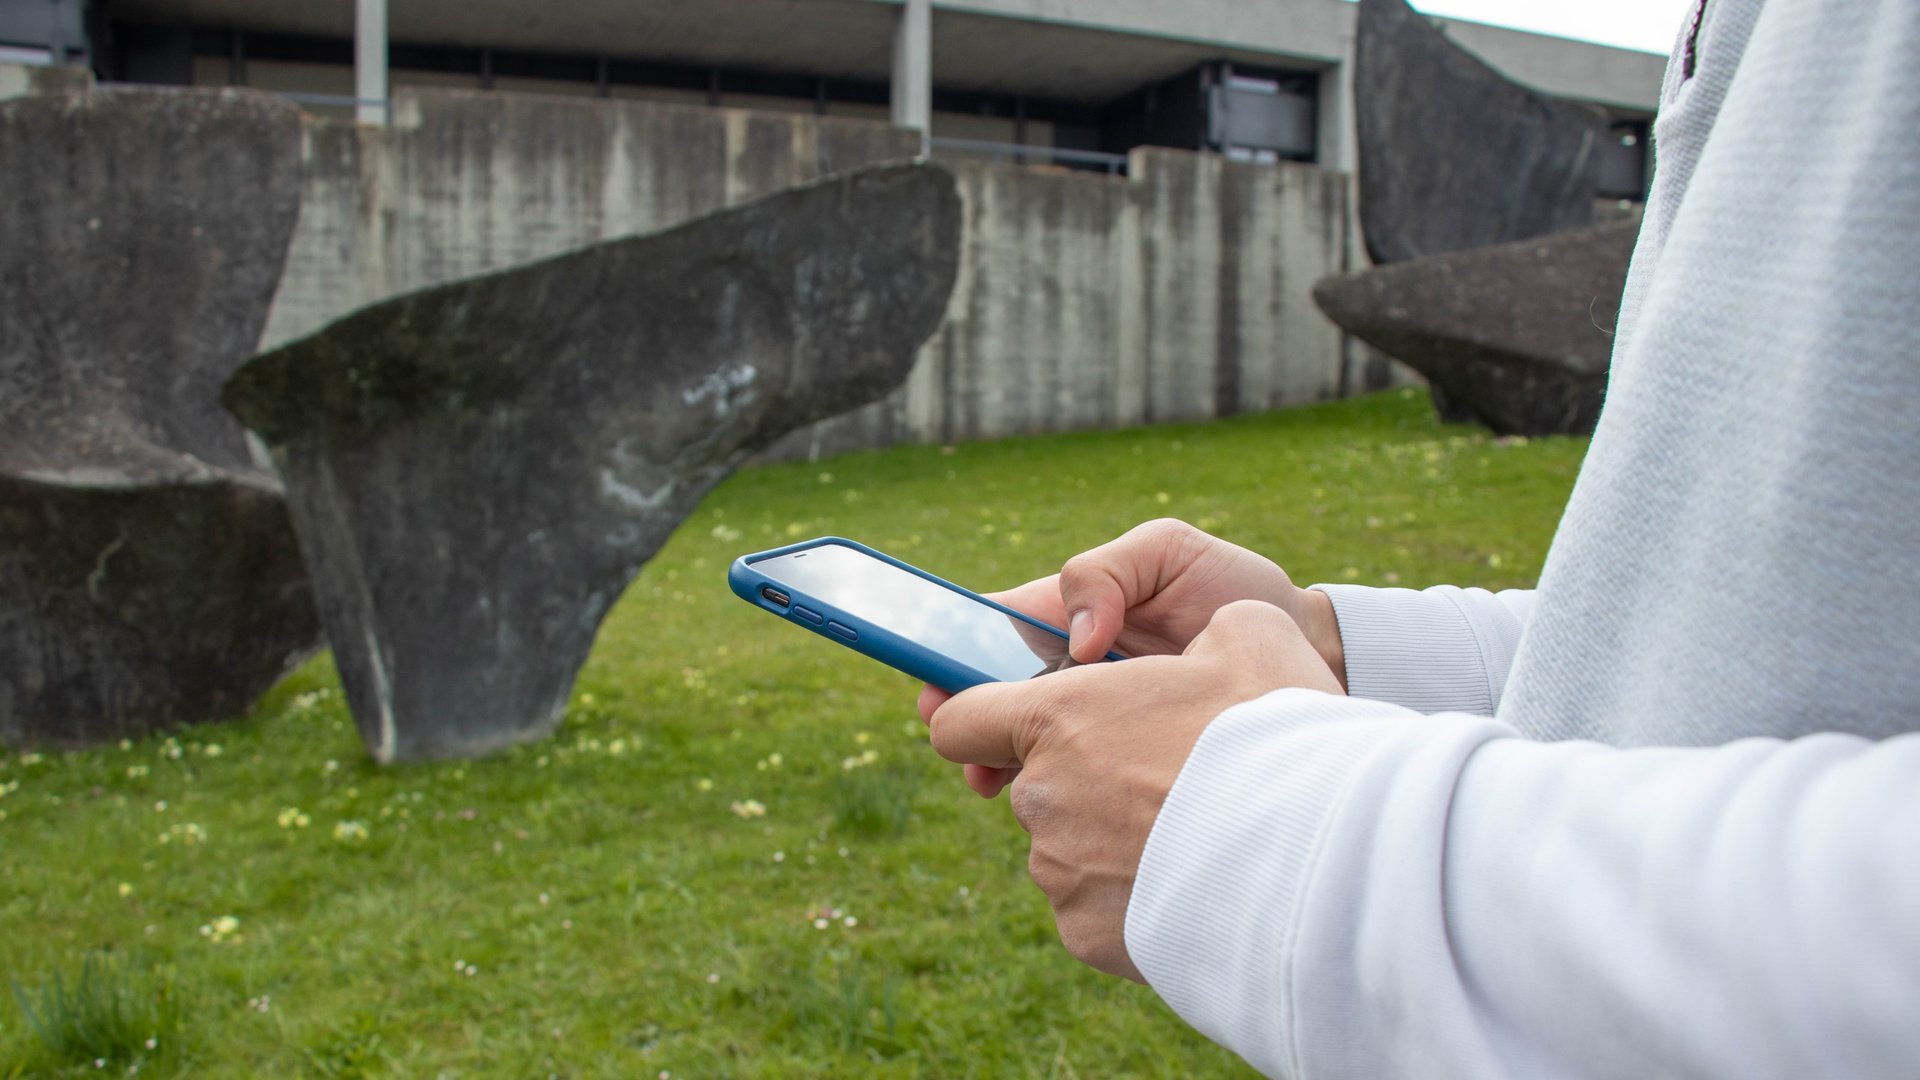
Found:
[1316,52,1358,174]
[355,0,388,125]
[890,0,931,152]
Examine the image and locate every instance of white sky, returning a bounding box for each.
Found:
[1398,0,1697,55]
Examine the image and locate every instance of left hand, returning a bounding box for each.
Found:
[922,600,1344,982]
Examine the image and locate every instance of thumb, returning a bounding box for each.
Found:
[1055,518,1209,662]
[1185,599,1343,694]
[1056,561,1127,664]
[1184,598,1304,662]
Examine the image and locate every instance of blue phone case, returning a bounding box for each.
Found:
[728,536,1074,693]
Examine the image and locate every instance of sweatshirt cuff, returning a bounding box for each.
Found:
[1124,688,1423,1076]
[1312,584,1524,715]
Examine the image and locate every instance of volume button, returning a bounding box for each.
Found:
[826,621,858,641]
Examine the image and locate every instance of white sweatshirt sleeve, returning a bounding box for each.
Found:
[1124,689,1920,1079]
[1312,584,1536,715]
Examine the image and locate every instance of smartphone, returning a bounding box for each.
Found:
[729,537,1117,692]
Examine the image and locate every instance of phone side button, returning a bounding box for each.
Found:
[826,621,858,641]
[791,605,825,625]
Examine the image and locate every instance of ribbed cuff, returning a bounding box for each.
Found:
[1124,689,1421,1077]
[1313,585,1499,715]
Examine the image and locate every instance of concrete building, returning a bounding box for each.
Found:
[4,0,1664,194]
[1,0,1666,455]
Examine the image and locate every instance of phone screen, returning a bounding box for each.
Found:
[752,543,1067,681]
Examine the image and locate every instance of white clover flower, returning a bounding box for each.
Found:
[729,799,766,819]
[199,915,240,944]
[158,822,206,845]
[696,778,714,792]
[332,820,369,842]
[117,883,133,897]
[843,916,858,928]
[277,807,310,829]
[202,744,223,758]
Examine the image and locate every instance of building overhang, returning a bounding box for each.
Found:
[102,0,1661,110]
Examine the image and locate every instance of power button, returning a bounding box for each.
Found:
[826,621,858,641]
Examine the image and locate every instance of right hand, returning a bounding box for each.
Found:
[993,518,1347,683]
[918,518,1348,798]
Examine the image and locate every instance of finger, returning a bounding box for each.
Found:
[1057,519,1203,663]
[926,678,1053,769]
[964,762,1020,799]
[917,683,952,725]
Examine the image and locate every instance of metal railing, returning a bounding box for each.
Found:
[268,91,392,124]
[928,136,1129,175]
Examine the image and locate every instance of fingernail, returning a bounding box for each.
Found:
[1068,609,1091,653]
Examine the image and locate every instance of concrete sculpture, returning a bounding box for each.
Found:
[1354,0,1608,265]
[225,163,962,762]
[1313,221,1639,435]
[0,88,319,746]
[1323,0,1634,433]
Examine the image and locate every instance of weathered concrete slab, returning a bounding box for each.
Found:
[1355,0,1608,266]
[224,163,962,763]
[0,88,320,747]
[1312,220,1639,435]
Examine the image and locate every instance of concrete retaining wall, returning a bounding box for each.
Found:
[263,87,1365,459]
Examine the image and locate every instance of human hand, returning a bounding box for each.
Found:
[991,518,1346,680]
[924,600,1344,982]
[921,520,1346,796]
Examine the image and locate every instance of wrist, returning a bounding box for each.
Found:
[1293,587,1348,691]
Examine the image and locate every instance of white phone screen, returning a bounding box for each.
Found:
[753,543,1066,681]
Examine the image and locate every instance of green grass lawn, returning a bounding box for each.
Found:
[0,389,1588,1078]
